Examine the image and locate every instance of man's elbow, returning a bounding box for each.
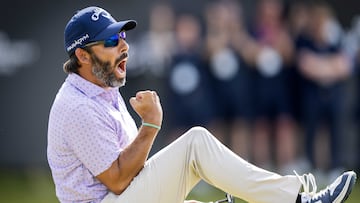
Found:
[107,181,129,195]
[96,163,131,195]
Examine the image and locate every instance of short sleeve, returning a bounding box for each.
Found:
[64,104,121,176]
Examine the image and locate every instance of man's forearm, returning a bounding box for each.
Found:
[96,126,159,194]
[117,126,158,181]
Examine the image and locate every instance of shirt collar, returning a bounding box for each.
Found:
[66,73,119,100]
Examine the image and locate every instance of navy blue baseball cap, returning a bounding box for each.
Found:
[64,6,137,56]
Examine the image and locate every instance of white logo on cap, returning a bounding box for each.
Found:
[66,34,89,52]
[91,8,111,21]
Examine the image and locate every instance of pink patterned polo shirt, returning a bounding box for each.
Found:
[47,73,138,203]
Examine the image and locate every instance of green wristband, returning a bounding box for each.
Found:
[142,122,161,130]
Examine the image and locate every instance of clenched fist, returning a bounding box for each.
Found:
[129,90,163,127]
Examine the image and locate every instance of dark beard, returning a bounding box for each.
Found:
[89,52,126,88]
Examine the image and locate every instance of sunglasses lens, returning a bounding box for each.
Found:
[103,32,126,47]
[104,34,119,47]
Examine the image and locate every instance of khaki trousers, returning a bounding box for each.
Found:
[102,127,301,203]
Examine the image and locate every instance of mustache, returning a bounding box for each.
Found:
[114,52,128,65]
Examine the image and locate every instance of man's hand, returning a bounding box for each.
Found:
[129,90,163,126]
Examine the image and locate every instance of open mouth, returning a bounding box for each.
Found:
[116,52,128,74]
[117,60,126,73]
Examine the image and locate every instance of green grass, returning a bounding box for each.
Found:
[0,168,58,203]
[0,169,358,203]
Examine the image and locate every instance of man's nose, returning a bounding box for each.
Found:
[118,39,129,53]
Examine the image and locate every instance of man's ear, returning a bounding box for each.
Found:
[75,48,91,64]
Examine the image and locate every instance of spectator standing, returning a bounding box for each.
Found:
[248,0,297,173]
[204,0,254,158]
[295,1,352,179]
[165,14,217,144]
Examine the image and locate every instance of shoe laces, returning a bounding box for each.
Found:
[294,170,318,196]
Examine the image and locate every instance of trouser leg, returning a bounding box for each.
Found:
[103,126,301,203]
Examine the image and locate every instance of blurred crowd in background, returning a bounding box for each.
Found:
[124,0,360,183]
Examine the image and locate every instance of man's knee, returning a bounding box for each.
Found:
[187,126,209,135]
[185,126,214,144]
